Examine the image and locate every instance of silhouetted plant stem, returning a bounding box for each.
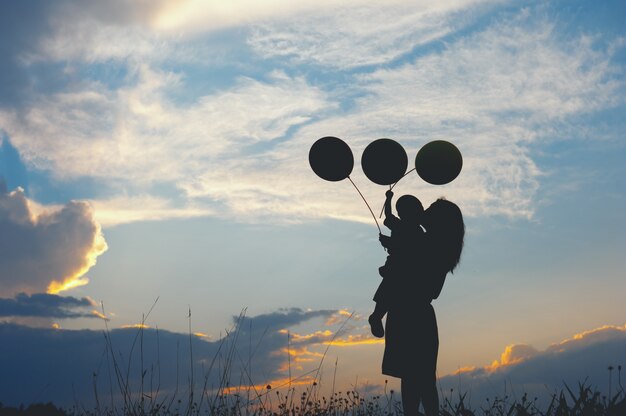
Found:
[609,365,614,402]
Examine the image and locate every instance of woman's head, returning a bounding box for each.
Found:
[424,198,465,273]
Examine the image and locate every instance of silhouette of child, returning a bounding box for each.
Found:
[369,190,424,338]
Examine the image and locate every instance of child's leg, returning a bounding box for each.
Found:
[369,301,387,338]
[371,301,387,320]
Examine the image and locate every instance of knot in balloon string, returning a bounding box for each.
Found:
[378,168,416,218]
[347,176,381,234]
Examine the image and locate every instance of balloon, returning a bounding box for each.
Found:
[415,140,463,185]
[309,136,354,181]
[361,138,408,185]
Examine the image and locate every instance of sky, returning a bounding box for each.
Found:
[0,0,625,409]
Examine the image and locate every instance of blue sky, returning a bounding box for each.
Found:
[1,0,625,409]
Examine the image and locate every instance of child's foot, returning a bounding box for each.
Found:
[368,314,384,338]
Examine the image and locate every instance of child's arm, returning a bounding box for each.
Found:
[383,190,400,229]
[384,190,394,219]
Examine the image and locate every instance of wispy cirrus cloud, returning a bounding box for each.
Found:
[184,11,624,222]
[31,0,495,67]
[285,14,624,219]
[0,67,329,182]
[0,65,332,224]
[248,0,499,69]
[89,194,214,227]
[1,2,623,227]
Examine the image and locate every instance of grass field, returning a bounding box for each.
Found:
[1,380,625,416]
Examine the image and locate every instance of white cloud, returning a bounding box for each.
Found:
[90,194,214,227]
[154,0,493,34]
[0,66,336,225]
[34,0,495,67]
[0,185,107,295]
[198,13,620,222]
[0,67,330,183]
[248,0,497,69]
[269,15,622,219]
[489,343,539,368]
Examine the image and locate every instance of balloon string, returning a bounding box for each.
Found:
[347,176,381,234]
[378,168,416,218]
[390,168,415,191]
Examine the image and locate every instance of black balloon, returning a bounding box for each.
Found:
[361,138,408,185]
[415,140,463,185]
[309,136,354,182]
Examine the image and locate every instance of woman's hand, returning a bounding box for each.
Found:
[385,190,394,198]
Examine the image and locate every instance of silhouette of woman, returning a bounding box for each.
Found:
[380,198,465,416]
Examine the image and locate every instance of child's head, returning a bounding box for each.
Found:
[396,194,423,221]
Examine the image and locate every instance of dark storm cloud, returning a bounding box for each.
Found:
[0,293,96,319]
[234,308,336,332]
[224,308,338,383]
[0,308,338,408]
